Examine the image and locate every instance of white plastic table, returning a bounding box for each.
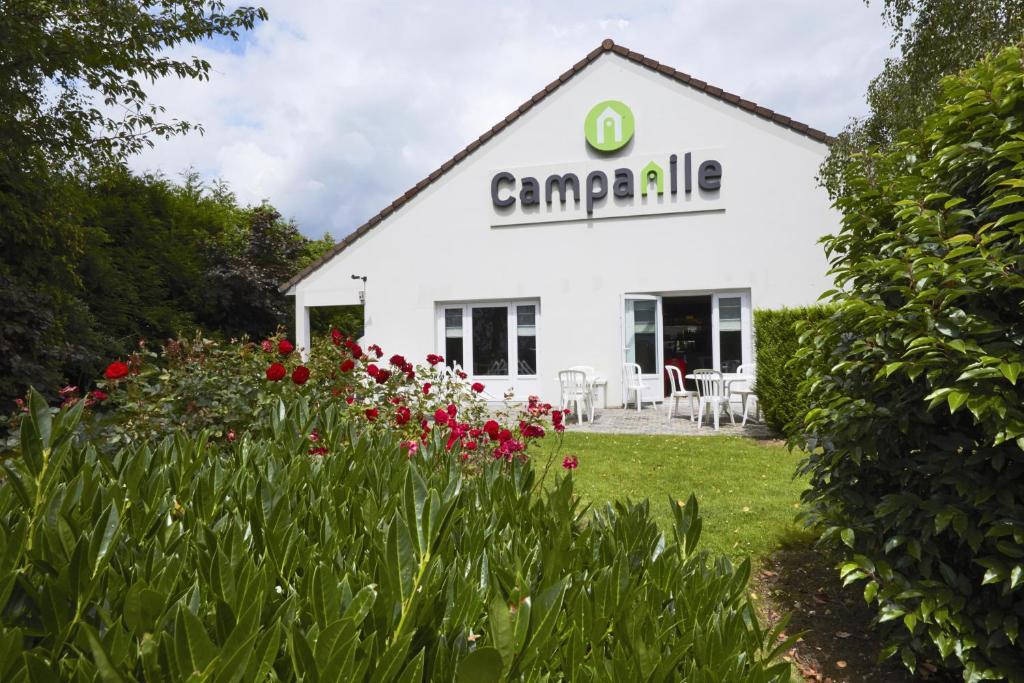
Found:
[685,373,755,425]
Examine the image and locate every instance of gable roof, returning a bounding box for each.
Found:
[281,38,833,293]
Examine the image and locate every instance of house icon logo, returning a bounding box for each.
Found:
[584,100,634,152]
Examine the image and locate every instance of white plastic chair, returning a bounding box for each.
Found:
[558,369,591,425]
[569,366,597,421]
[664,365,696,422]
[693,369,735,431]
[733,363,759,426]
[622,363,646,413]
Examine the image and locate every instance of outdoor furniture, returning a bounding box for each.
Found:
[733,363,760,426]
[622,363,646,412]
[690,369,735,431]
[664,364,696,422]
[557,369,591,424]
[569,365,598,421]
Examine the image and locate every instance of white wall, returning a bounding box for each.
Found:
[292,53,837,404]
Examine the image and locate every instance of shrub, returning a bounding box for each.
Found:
[753,306,832,435]
[793,44,1024,680]
[0,388,794,680]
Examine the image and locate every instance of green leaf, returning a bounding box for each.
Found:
[456,647,504,683]
[82,623,127,683]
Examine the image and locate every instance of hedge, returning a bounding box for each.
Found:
[753,306,832,436]
[792,43,1024,680]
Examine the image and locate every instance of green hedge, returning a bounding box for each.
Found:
[793,44,1024,680]
[753,306,832,435]
[0,391,794,681]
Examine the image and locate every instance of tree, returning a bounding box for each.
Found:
[795,44,1024,679]
[820,1,1024,198]
[0,0,267,169]
[0,1,266,410]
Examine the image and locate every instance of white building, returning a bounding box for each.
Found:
[282,40,836,406]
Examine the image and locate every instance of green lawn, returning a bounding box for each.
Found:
[537,432,812,562]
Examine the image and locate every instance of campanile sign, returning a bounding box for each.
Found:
[490,100,724,227]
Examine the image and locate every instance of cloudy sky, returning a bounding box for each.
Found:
[129,1,894,238]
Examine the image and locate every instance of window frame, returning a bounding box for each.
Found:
[435,300,540,380]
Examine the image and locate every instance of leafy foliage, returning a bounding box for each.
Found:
[753,307,832,435]
[0,388,793,680]
[0,0,266,169]
[794,45,1024,680]
[0,168,334,413]
[820,1,1024,199]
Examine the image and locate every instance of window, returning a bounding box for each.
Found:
[472,307,508,375]
[444,308,464,370]
[632,299,658,374]
[436,301,539,378]
[718,296,742,373]
[516,305,537,375]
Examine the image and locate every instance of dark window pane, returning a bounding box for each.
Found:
[635,332,657,374]
[472,307,508,375]
[720,330,742,373]
[517,335,536,375]
[445,337,464,370]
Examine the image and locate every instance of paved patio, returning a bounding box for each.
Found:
[560,406,772,437]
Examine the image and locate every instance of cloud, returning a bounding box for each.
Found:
[129,0,893,237]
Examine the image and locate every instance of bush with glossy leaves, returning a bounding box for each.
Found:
[793,43,1024,681]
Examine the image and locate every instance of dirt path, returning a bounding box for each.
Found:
[753,546,955,683]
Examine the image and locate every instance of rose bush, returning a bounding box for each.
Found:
[4,331,560,469]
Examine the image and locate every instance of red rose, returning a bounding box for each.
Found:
[340,358,355,373]
[375,368,391,384]
[422,383,431,395]
[369,344,383,358]
[552,410,563,425]
[426,353,444,366]
[91,389,109,402]
[434,408,449,425]
[471,382,485,393]
[395,406,411,425]
[291,366,310,385]
[464,440,477,451]
[278,339,295,355]
[499,428,512,442]
[446,403,457,418]
[104,361,130,381]
[367,364,380,378]
[483,420,500,439]
[331,328,343,345]
[365,407,379,421]
[346,396,355,404]
[389,354,406,367]
[266,362,287,381]
[457,371,467,379]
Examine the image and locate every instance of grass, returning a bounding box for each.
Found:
[536,431,812,562]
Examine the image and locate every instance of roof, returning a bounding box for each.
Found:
[281,38,833,293]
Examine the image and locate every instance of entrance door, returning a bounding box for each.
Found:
[622,295,664,405]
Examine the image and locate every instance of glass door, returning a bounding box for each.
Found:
[622,295,664,404]
[711,292,752,372]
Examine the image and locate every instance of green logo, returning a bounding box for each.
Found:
[584,100,634,152]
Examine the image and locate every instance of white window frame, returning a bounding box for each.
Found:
[711,291,752,371]
[434,299,540,380]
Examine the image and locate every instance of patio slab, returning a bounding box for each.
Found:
[560,407,772,437]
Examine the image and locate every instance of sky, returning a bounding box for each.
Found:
[129,1,895,239]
